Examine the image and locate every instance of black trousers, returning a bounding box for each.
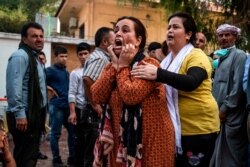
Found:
[7,108,45,167]
[176,133,218,167]
[74,107,99,167]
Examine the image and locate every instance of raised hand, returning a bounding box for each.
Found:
[118,44,137,69]
[107,45,119,69]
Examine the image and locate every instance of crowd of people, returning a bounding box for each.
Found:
[3,10,250,167]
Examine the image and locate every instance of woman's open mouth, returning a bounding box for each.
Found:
[113,38,123,55]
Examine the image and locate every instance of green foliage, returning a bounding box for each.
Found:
[220,0,250,51]
[123,0,250,51]
[0,0,61,33]
[0,6,27,33]
[0,0,18,9]
[20,0,60,21]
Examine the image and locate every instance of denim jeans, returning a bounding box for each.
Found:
[49,104,74,160]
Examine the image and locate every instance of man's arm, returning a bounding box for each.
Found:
[83,55,109,115]
[6,52,28,132]
[46,67,59,100]
[83,76,94,103]
[68,71,78,125]
[83,76,102,115]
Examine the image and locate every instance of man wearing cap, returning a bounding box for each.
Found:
[210,24,248,167]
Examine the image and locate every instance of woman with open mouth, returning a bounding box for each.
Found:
[91,16,175,167]
[131,12,220,167]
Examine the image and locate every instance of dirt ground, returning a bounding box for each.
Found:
[9,128,70,167]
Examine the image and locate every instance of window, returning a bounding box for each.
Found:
[79,24,85,39]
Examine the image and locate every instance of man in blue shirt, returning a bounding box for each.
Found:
[6,22,47,167]
[46,46,74,167]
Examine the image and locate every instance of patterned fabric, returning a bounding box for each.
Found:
[216,24,241,36]
[93,106,114,167]
[83,47,110,81]
[116,107,142,167]
[91,56,175,167]
[116,52,145,167]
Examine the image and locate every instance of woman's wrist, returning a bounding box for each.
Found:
[3,150,13,162]
[117,64,129,72]
[111,62,118,70]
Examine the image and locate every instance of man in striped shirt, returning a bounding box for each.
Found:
[82,27,115,166]
[83,27,115,116]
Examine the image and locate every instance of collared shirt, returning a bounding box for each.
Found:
[6,49,47,118]
[83,47,110,81]
[68,67,87,109]
[46,64,69,108]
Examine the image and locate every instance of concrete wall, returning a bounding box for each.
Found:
[73,0,168,44]
[0,33,52,97]
[0,32,95,98]
[93,1,167,43]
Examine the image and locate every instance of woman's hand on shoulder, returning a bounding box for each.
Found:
[131,60,158,80]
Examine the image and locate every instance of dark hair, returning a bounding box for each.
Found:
[38,51,46,57]
[148,42,162,52]
[21,22,44,38]
[0,119,4,130]
[168,12,197,45]
[54,45,68,57]
[76,42,91,53]
[95,27,113,47]
[116,16,147,51]
[161,40,169,55]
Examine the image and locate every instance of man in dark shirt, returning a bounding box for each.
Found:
[46,46,74,167]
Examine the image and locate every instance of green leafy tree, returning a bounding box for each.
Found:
[0,0,61,33]
[221,0,250,50]
[0,6,27,33]
[122,0,250,50]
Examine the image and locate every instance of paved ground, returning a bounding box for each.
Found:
[10,128,70,167]
[37,127,70,167]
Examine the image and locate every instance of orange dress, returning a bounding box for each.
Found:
[91,57,175,167]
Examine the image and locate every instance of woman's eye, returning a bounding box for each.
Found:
[123,29,128,33]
